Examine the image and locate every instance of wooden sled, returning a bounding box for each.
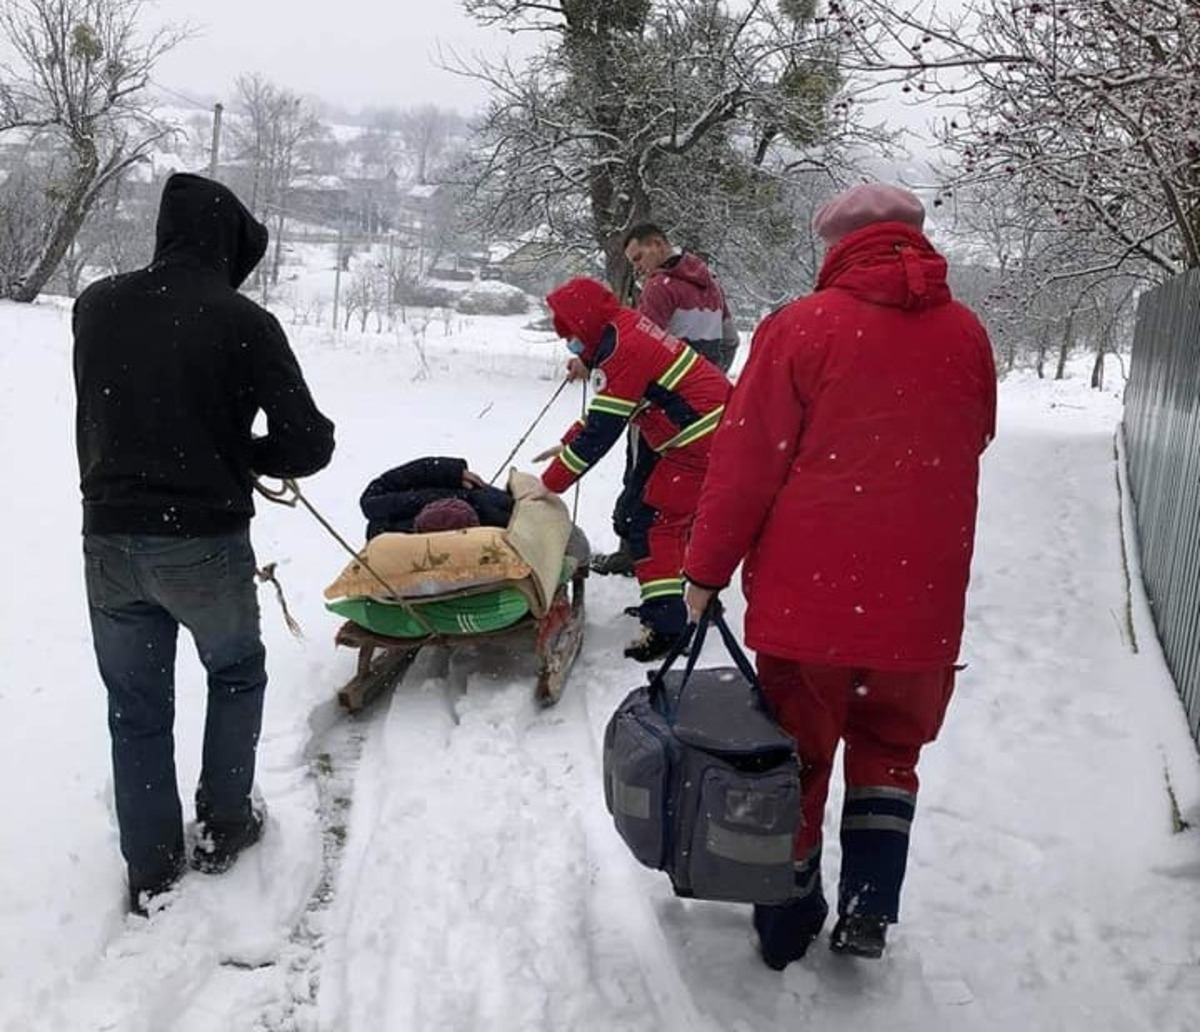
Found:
[334,565,587,713]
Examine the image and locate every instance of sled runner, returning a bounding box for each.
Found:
[324,472,588,711]
[330,563,586,711]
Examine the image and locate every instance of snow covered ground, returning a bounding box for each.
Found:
[2,299,1199,1032]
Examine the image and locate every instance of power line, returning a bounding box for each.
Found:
[150,78,217,112]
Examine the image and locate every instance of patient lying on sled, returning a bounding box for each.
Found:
[359,456,513,538]
[325,456,575,639]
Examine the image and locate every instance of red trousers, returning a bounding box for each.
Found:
[629,457,705,633]
[757,657,955,858]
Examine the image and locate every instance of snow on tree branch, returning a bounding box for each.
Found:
[846,0,1200,279]
[0,0,187,300]
[452,0,888,300]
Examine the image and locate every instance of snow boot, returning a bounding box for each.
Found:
[623,625,687,663]
[128,851,187,918]
[192,804,265,875]
[829,914,889,959]
[591,541,636,577]
[753,895,829,971]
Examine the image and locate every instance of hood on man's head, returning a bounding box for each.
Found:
[656,251,715,291]
[153,173,268,288]
[813,183,926,246]
[545,277,621,356]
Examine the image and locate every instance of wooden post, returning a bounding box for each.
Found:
[332,221,344,331]
[208,103,223,180]
[386,231,395,326]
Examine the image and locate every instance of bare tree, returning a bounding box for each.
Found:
[942,180,1142,379]
[396,104,465,184]
[54,170,156,290]
[0,0,185,300]
[848,0,1200,281]
[342,269,370,331]
[228,74,327,285]
[0,151,59,292]
[353,107,405,178]
[456,0,883,296]
[230,73,275,215]
[91,172,155,274]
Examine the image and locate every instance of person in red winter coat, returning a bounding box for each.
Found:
[683,183,996,968]
[589,225,740,577]
[537,276,731,661]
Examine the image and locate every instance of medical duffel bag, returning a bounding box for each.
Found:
[602,605,801,904]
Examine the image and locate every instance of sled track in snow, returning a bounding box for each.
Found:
[563,662,713,1032]
[245,696,383,1031]
[239,642,711,1032]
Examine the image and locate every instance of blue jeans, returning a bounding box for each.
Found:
[83,529,266,889]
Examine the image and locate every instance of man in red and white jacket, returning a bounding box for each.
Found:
[624,223,739,373]
[684,184,996,968]
[539,276,730,661]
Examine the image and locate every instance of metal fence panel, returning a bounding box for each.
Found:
[1125,270,1200,743]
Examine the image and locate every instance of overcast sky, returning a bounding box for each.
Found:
[144,0,946,159]
[148,0,526,114]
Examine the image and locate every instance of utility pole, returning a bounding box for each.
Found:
[208,102,224,180]
[386,231,395,327]
[332,221,345,332]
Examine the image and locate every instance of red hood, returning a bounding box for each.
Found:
[653,252,714,291]
[545,277,621,356]
[816,222,951,311]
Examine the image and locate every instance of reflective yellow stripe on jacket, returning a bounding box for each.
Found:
[655,404,726,452]
[656,348,698,391]
[589,394,639,418]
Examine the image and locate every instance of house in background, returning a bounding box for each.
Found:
[344,168,402,235]
[487,232,598,296]
[289,173,351,225]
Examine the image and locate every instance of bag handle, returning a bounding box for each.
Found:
[648,600,770,718]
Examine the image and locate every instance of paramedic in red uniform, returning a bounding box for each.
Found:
[683,184,997,968]
[589,225,741,578]
[538,276,731,662]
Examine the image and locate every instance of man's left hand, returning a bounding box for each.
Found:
[685,583,717,623]
[565,357,588,383]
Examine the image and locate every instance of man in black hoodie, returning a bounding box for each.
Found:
[74,173,335,915]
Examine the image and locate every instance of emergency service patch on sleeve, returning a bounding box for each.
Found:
[590,368,608,394]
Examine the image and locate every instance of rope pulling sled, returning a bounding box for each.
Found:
[253,378,589,711]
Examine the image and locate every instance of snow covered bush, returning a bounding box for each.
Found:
[393,281,458,309]
[455,284,529,315]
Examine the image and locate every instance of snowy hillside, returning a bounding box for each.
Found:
[2,299,1199,1032]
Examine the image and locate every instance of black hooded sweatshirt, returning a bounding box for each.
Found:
[73,173,335,536]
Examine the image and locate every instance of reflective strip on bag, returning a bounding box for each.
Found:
[840,814,913,835]
[611,777,652,821]
[705,823,794,866]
